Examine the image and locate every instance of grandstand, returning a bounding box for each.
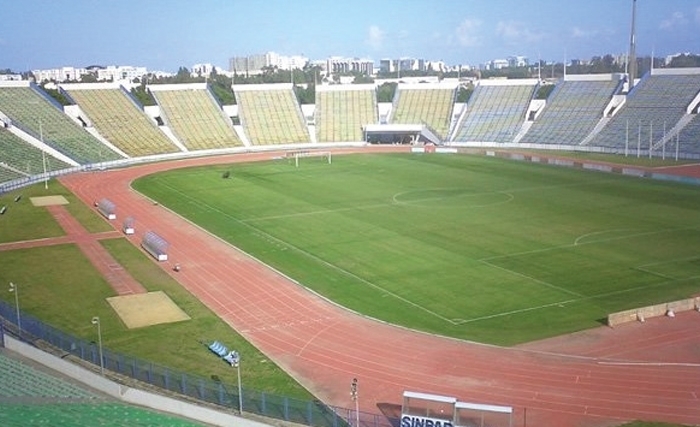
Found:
[390,84,456,139]
[150,83,243,150]
[451,79,537,143]
[675,112,700,155]
[315,85,377,142]
[0,126,73,184]
[0,351,206,427]
[63,83,179,157]
[520,75,622,145]
[234,84,310,145]
[0,82,123,164]
[586,68,700,151]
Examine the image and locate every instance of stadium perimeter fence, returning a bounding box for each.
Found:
[0,300,393,427]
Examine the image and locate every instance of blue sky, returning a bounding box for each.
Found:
[2,0,699,72]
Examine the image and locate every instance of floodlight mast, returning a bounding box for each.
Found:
[628,0,638,91]
[91,316,104,376]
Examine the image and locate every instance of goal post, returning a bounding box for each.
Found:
[286,150,332,168]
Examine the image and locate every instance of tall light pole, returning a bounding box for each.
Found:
[39,119,48,190]
[628,0,638,91]
[234,352,243,414]
[351,378,359,427]
[8,282,20,336]
[91,316,104,376]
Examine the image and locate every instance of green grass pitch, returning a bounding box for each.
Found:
[133,153,700,346]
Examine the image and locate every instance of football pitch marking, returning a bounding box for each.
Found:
[241,202,390,223]
[480,226,700,263]
[391,188,514,209]
[454,274,700,324]
[153,180,457,325]
[479,259,583,297]
[634,255,700,280]
[150,177,700,328]
[573,229,636,246]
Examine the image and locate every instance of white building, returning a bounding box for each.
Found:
[229,52,308,75]
[488,59,509,70]
[507,56,529,68]
[0,74,23,81]
[326,57,374,76]
[191,63,216,77]
[96,65,148,82]
[32,67,90,82]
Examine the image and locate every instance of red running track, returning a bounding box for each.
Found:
[60,147,700,427]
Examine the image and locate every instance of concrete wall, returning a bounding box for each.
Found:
[607,297,700,326]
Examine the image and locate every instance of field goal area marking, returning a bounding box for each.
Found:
[634,255,700,280]
[467,226,700,324]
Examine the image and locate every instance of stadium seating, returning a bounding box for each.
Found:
[520,77,621,145]
[0,403,205,427]
[0,352,205,426]
[587,71,700,150]
[151,87,243,150]
[235,85,310,145]
[0,352,98,399]
[391,87,455,138]
[0,165,24,184]
[673,113,700,155]
[0,126,72,183]
[315,86,377,142]
[66,87,179,157]
[0,86,123,164]
[452,82,536,143]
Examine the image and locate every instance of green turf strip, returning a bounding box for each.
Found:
[133,153,700,345]
[0,239,310,400]
[0,181,111,243]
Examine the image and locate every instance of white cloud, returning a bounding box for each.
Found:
[659,11,687,30]
[454,19,482,47]
[366,25,385,50]
[571,26,598,39]
[496,20,544,44]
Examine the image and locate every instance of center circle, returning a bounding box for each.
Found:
[392,188,513,208]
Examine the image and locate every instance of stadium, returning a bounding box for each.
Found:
[3,28,700,427]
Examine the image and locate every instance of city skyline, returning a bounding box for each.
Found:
[2,0,700,73]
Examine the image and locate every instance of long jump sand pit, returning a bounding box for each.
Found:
[30,195,69,206]
[107,291,190,329]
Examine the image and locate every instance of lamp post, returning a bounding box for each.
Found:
[351,378,359,427]
[91,316,104,376]
[8,282,21,336]
[234,353,243,414]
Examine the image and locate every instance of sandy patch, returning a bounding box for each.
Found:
[30,195,69,206]
[107,291,190,329]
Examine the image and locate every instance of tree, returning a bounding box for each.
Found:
[456,85,474,103]
[294,82,315,104]
[40,85,73,106]
[668,54,700,68]
[174,67,191,83]
[535,84,555,100]
[376,82,397,102]
[130,84,157,106]
[208,70,236,105]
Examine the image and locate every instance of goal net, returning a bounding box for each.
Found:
[286,150,332,168]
